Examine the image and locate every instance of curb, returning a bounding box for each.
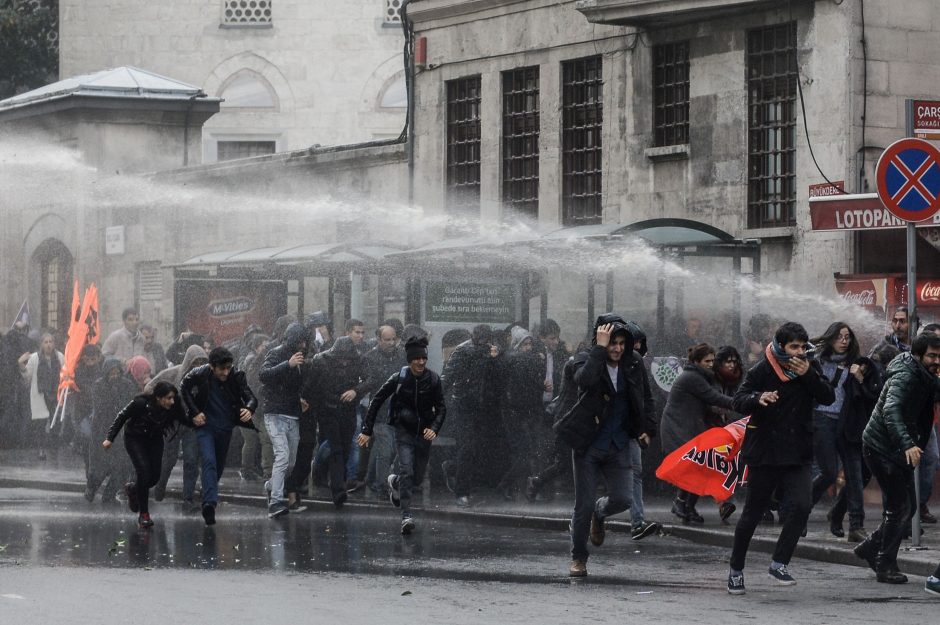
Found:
[2,477,934,576]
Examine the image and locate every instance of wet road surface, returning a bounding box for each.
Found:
[0,488,936,624]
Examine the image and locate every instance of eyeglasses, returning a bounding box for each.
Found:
[836,334,852,343]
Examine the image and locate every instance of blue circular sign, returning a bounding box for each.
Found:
[876,138,940,222]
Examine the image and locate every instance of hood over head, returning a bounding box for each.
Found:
[592,313,632,346]
[471,324,493,347]
[101,357,124,378]
[126,356,152,389]
[181,344,209,373]
[282,322,309,353]
[329,336,360,360]
[625,321,647,356]
[510,326,532,351]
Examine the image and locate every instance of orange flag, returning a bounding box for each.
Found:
[58,282,96,398]
[83,284,100,345]
[655,416,750,502]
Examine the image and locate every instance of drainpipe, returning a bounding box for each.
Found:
[401,0,416,204]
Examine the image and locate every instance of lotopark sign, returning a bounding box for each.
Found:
[809,193,940,231]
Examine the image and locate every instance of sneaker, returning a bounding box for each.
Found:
[268,502,289,519]
[921,505,938,524]
[442,461,457,494]
[388,474,401,508]
[288,495,303,511]
[124,482,139,513]
[137,513,154,529]
[761,510,775,525]
[525,476,540,502]
[631,520,661,541]
[401,517,416,535]
[569,560,587,577]
[925,575,940,597]
[589,512,606,547]
[768,564,796,585]
[202,503,216,526]
[847,528,868,543]
[455,495,470,508]
[727,572,746,595]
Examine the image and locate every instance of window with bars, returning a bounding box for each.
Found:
[222,0,272,25]
[35,239,72,334]
[217,140,277,161]
[653,41,690,147]
[747,23,797,229]
[562,56,603,227]
[502,67,540,220]
[446,76,482,216]
[385,0,403,23]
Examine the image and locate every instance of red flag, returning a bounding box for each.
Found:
[83,284,100,345]
[58,283,94,398]
[655,416,750,502]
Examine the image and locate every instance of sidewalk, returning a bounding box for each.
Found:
[1,449,937,576]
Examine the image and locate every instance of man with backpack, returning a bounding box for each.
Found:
[357,336,446,535]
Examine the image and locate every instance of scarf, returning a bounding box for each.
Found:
[766,340,797,382]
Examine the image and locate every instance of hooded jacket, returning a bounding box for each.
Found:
[107,394,188,442]
[258,323,309,417]
[362,366,446,436]
[145,344,208,393]
[505,329,545,415]
[91,358,139,437]
[863,352,940,468]
[837,357,882,444]
[362,342,407,397]
[570,314,657,442]
[303,336,367,418]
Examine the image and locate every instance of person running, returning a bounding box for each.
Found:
[726,322,835,594]
[102,381,189,529]
[358,336,446,535]
[180,347,258,526]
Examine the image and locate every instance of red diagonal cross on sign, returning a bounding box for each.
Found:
[891,155,937,205]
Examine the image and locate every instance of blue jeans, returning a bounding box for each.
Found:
[393,425,432,517]
[195,426,233,506]
[366,423,395,494]
[264,414,300,505]
[811,412,841,504]
[919,427,939,506]
[629,439,645,525]
[570,444,633,562]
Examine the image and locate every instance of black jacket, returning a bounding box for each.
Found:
[362,367,446,435]
[303,337,367,419]
[504,349,545,416]
[441,340,503,412]
[107,395,188,442]
[572,345,656,441]
[732,358,835,466]
[258,323,308,417]
[838,358,882,444]
[660,365,734,456]
[91,369,138,438]
[179,364,258,430]
[362,344,407,397]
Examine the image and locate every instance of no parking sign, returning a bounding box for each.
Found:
[876,138,940,222]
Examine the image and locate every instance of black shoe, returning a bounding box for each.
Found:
[388,474,401,508]
[268,502,289,519]
[334,491,348,509]
[124,482,139,513]
[768,565,796,585]
[719,501,736,523]
[826,509,844,537]
[401,517,416,535]
[727,572,746,595]
[152,484,166,502]
[288,495,303,511]
[686,507,705,525]
[202,503,216,526]
[761,510,775,525]
[83,487,95,503]
[671,499,689,521]
[853,541,877,572]
[876,569,908,584]
[137,513,154,529]
[921,505,938,524]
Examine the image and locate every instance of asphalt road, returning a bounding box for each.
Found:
[0,488,936,624]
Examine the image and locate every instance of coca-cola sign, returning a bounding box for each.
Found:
[920,282,940,303]
[835,278,884,309]
[842,289,876,306]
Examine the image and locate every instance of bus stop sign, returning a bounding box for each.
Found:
[876,137,940,222]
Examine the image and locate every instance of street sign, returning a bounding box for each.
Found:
[808,181,844,198]
[808,193,940,231]
[913,100,940,140]
[876,138,940,222]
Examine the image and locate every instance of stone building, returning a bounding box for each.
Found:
[59,0,408,161]
[405,0,940,336]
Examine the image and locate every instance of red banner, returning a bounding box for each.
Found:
[655,417,750,502]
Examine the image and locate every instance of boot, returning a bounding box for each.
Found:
[671,497,689,521]
[875,554,908,584]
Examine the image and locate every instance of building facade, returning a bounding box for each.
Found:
[59,0,408,162]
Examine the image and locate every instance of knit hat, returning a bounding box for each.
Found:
[405,336,429,362]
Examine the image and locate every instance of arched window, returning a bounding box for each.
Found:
[33,239,73,334]
[379,73,407,109]
[220,72,277,108]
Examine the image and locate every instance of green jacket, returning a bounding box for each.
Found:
[862,352,940,467]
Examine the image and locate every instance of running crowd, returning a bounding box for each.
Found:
[1,304,939,597]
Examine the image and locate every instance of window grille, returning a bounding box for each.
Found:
[502,67,540,219]
[217,140,277,161]
[747,23,797,228]
[222,0,272,25]
[446,76,482,216]
[562,56,603,227]
[653,41,690,147]
[385,0,402,23]
[137,263,163,303]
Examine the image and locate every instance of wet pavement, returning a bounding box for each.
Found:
[0,487,938,625]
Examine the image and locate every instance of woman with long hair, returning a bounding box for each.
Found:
[660,343,735,523]
[20,332,64,460]
[808,322,861,531]
[711,345,746,523]
[102,381,189,528]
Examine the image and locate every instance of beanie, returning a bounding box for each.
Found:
[405,336,429,362]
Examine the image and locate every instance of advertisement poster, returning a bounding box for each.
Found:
[175,279,287,347]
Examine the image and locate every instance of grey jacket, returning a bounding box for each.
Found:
[660,364,734,456]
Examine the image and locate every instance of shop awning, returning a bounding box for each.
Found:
[540,218,740,247]
[174,242,407,274]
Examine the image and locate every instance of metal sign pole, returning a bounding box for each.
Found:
[907,219,925,549]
